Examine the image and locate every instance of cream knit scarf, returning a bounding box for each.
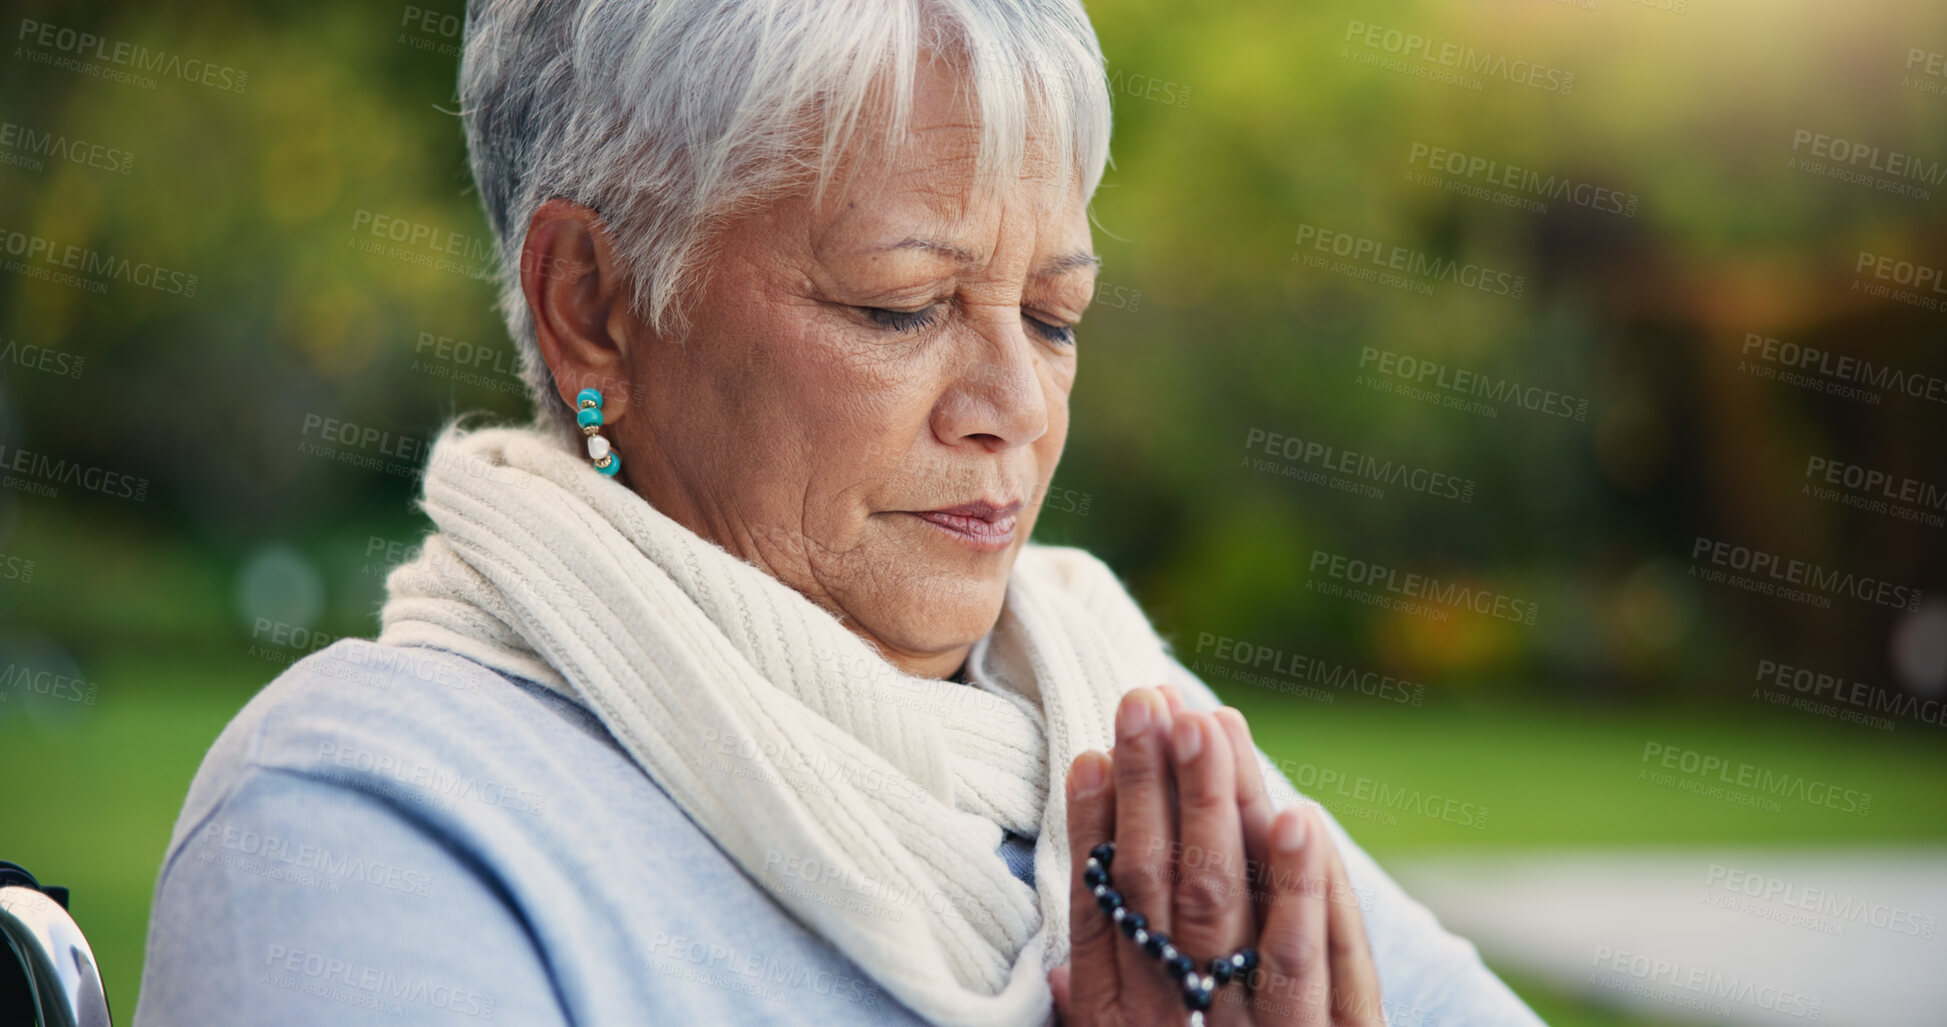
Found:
[375,422,1182,1026]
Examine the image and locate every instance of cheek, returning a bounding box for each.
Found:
[1041,363,1073,448]
[803,332,943,451]
[785,328,949,517]
[694,304,888,442]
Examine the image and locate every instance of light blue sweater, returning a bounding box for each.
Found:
[135,638,1545,1025]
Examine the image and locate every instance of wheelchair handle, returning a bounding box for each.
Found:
[0,861,112,1027]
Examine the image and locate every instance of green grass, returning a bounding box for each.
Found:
[1,661,265,1021]
[1221,688,1947,858]
[5,664,1941,1021]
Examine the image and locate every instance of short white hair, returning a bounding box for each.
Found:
[459,0,1115,441]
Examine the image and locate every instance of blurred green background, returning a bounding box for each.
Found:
[2,0,1944,1023]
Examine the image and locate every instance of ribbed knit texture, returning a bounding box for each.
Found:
[376,423,1180,1027]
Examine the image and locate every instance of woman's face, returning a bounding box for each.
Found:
[591,60,1096,679]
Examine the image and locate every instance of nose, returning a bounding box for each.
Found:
[931,313,1051,452]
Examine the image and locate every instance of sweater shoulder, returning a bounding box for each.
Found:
[166,639,615,852]
[231,637,599,760]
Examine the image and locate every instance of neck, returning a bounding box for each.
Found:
[879,638,974,680]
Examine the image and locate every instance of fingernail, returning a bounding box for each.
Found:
[1070,752,1107,797]
[1172,715,1203,765]
[1274,809,1308,853]
[1117,689,1152,739]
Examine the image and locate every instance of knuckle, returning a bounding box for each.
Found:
[1265,856,1320,900]
[1172,867,1236,924]
[1178,774,1231,809]
[1262,924,1325,980]
[1249,962,1326,1017]
[1070,906,1115,948]
[1113,750,1165,791]
[1120,856,1172,901]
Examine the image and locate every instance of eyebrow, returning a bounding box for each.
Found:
[879,237,1101,277]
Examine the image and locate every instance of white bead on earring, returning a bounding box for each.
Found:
[575,388,621,477]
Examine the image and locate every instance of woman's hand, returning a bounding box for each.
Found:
[1049,687,1385,1026]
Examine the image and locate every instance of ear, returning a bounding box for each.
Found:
[520,198,640,419]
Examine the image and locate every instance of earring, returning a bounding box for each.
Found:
[576,387,622,477]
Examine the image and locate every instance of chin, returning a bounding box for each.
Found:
[865,566,1011,657]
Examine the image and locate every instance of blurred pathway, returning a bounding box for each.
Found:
[1387,847,1947,1026]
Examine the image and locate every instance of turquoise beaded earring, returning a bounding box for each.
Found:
[576,387,621,477]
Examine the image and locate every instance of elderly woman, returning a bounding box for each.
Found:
[137,2,1542,1025]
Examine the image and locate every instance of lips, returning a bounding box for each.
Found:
[909,499,1023,551]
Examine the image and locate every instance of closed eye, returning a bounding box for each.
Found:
[862,305,943,333]
[862,304,1075,346]
[1025,313,1075,346]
